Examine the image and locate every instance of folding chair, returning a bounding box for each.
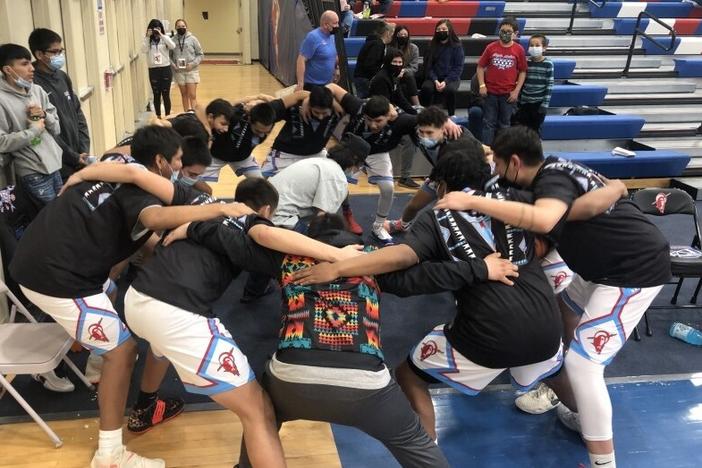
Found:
[630,188,702,340]
[0,280,94,447]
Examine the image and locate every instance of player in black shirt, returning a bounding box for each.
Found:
[435,126,670,468]
[261,85,338,177]
[291,145,626,444]
[324,83,462,244]
[9,126,254,468]
[203,91,309,181]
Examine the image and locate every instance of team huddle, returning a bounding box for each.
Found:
[9,81,671,468]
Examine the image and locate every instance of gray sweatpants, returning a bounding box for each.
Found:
[238,364,449,468]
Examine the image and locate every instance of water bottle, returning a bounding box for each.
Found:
[362,1,371,19]
[29,116,42,146]
[669,322,702,346]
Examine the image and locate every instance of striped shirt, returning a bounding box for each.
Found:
[520,58,554,109]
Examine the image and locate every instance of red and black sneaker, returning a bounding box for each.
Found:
[127,396,185,434]
[343,208,363,236]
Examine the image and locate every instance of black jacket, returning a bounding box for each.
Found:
[369,67,415,115]
[353,34,386,79]
[32,63,90,176]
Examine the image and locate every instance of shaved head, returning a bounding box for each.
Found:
[320,10,339,32]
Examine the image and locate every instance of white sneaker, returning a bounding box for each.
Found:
[371,223,395,246]
[515,383,560,414]
[33,370,75,393]
[85,352,104,384]
[90,446,165,468]
[556,403,581,433]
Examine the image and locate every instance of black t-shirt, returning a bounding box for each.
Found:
[210,102,282,162]
[341,94,417,154]
[132,206,277,317]
[9,173,193,298]
[270,100,339,156]
[533,157,671,287]
[402,191,561,369]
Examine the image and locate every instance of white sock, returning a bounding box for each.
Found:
[589,452,616,467]
[374,215,386,227]
[97,428,123,457]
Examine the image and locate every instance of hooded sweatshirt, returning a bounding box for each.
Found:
[353,33,386,79]
[33,63,90,171]
[170,31,204,70]
[0,78,62,177]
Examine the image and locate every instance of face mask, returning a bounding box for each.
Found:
[251,135,261,145]
[396,36,408,46]
[179,174,199,186]
[169,168,179,183]
[48,54,65,71]
[499,31,513,44]
[435,31,449,42]
[15,76,32,90]
[419,136,440,149]
[528,46,543,58]
[390,64,403,77]
[330,26,340,35]
[177,28,186,35]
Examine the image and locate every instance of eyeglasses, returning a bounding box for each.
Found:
[43,48,65,55]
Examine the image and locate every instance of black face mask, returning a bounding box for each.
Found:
[396,36,408,46]
[330,26,340,35]
[177,28,186,35]
[435,31,449,42]
[390,64,403,77]
[151,33,160,41]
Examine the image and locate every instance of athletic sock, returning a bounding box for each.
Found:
[374,215,387,227]
[97,428,122,457]
[135,390,158,410]
[589,452,616,467]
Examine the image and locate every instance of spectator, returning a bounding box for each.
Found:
[419,19,464,116]
[170,19,203,111]
[296,10,340,92]
[340,0,354,37]
[0,43,63,205]
[142,19,175,118]
[513,33,553,134]
[29,28,91,181]
[370,48,414,114]
[391,25,420,106]
[476,17,527,144]
[353,21,394,98]
[466,74,485,141]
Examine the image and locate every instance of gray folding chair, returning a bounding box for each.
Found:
[0,280,94,447]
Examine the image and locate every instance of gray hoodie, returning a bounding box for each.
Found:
[170,32,204,71]
[0,78,62,177]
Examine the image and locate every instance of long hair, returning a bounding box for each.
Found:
[391,25,411,55]
[424,19,461,75]
[147,18,165,43]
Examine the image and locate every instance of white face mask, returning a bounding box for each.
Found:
[528,46,543,58]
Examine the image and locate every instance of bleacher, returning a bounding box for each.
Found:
[343,0,702,180]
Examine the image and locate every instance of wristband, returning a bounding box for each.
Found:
[479,84,486,89]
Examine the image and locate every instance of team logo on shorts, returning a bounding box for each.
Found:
[419,340,444,361]
[588,330,617,354]
[217,348,240,376]
[653,192,670,214]
[551,271,570,289]
[88,318,109,342]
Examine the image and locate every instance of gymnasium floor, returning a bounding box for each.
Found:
[2,64,702,467]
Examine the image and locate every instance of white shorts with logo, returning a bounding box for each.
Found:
[562,275,663,365]
[202,156,262,182]
[20,283,131,355]
[410,325,563,396]
[124,287,255,395]
[261,149,327,177]
[541,249,573,295]
[349,151,393,185]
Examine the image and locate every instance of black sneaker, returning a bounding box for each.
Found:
[127,396,185,433]
[398,177,420,189]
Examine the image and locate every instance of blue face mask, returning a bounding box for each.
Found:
[15,76,32,90]
[48,54,65,71]
[419,136,440,149]
[179,174,199,186]
[170,169,179,183]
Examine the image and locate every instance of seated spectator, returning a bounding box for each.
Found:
[370,48,415,114]
[340,0,354,37]
[419,19,464,116]
[391,25,420,107]
[353,21,394,98]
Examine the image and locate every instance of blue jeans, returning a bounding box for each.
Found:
[21,171,62,205]
[340,10,354,36]
[468,106,484,142]
[353,77,371,98]
[482,94,516,145]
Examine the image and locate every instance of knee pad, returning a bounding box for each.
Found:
[564,350,613,441]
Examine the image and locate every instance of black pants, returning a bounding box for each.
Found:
[400,70,419,99]
[420,79,460,116]
[238,366,448,468]
[149,65,172,117]
[512,102,546,134]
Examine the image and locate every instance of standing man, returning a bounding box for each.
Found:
[296,10,339,92]
[29,28,91,181]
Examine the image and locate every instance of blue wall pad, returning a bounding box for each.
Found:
[540,115,645,140]
[674,58,702,77]
[549,150,690,178]
[642,36,681,55]
[590,2,694,18]
[332,378,702,468]
[548,84,608,107]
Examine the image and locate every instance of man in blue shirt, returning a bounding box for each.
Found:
[296,10,339,91]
